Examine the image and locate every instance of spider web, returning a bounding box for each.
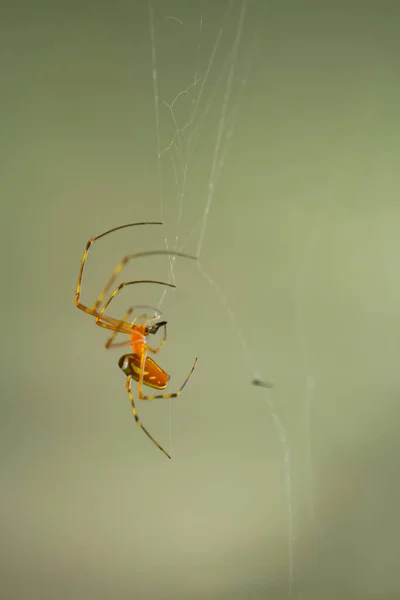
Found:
[148,1,295,596]
[148,3,263,374]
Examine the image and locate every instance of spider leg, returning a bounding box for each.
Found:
[105,339,133,349]
[92,249,197,314]
[93,280,172,335]
[75,222,162,317]
[103,307,135,349]
[98,280,174,320]
[127,350,196,459]
[146,321,167,354]
[75,221,197,320]
[138,356,198,401]
[126,374,171,459]
[103,309,166,351]
[102,308,148,349]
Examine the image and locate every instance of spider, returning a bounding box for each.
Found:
[75,222,198,459]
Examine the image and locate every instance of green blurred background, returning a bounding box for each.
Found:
[2,1,400,599]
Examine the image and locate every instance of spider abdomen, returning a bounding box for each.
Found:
[118,354,169,390]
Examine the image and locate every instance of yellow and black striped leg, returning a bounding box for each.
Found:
[126,374,172,459]
[94,280,175,336]
[76,222,161,317]
[101,307,135,349]
[138,356,198,402]
[75,221,197,328]
[91,248,197,313]
[87,223,162,313]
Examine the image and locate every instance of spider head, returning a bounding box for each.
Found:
[145,320,167,335]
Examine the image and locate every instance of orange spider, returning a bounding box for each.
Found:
[75,222,198,459]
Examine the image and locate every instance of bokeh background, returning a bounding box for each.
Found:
[2,1,400,599]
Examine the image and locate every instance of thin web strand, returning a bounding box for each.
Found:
[148,4,295,595]
[148,0,177,296]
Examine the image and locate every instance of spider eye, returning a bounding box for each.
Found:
[118,355,130,375]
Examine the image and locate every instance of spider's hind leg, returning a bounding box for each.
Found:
[126,374,172,459]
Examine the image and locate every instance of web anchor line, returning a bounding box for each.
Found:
[148,3,294,595]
